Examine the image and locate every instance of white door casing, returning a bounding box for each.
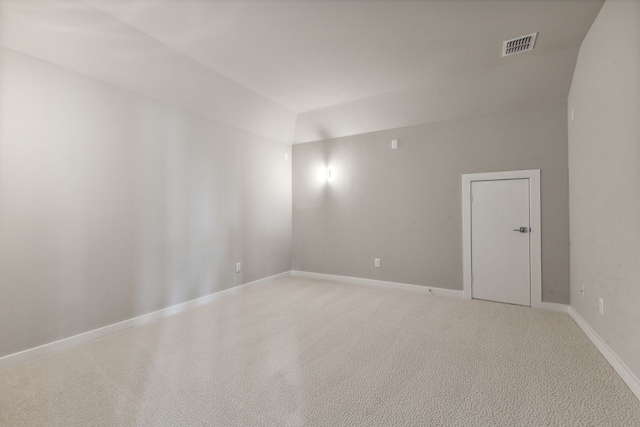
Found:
[471,179,530,306]
[462,170,542,308]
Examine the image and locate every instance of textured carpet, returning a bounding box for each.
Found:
[1,276,639,426]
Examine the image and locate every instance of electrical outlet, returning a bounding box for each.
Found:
[599,298,604,315]
[581,285,585,298]
[236,262,242,273]
[374,258,381,268]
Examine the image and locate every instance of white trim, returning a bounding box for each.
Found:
[292,270,464,298]
[462,169,542,308]
[568,306,640,402]
[0,271,291,371]
[539,302,568,313]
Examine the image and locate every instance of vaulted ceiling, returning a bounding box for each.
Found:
[0,0,604,142]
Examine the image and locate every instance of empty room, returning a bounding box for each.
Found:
[1,0,639,425]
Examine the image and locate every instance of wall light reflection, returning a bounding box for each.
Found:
[316,166,334,183]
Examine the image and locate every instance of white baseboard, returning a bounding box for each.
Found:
[0,271,291,371]
[568,306,640,402]
[291,270,464,298]
[540,301,569,313]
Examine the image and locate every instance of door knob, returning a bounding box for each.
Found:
[513,227,529,233]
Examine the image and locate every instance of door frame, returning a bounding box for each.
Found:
[462,169,542,308]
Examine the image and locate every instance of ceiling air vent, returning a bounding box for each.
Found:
[502,32,537,57]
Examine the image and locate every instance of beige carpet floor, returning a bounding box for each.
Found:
[1,276,639,426]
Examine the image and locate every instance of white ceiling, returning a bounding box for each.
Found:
[0,0,604,142]
[84,0,604,114]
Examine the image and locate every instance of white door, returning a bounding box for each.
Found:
[471,179,530,306]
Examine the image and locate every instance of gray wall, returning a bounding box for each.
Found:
[0,47,292,358]
[568,0,640,380]
[293,100,570,303]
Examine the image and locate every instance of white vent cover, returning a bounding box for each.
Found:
[502,32,537,57]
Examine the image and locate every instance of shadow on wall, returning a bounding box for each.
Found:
[131,102,293,320]
[133,104,237,318]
